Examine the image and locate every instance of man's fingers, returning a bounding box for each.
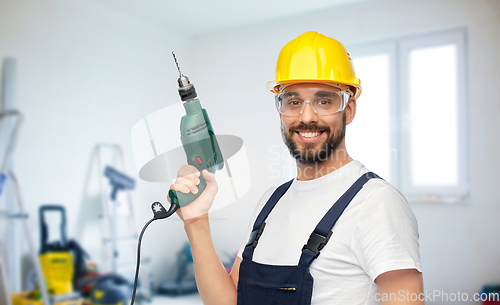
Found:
[168,165,202,198]
[202,169,216,187]
[175,176,199,194]
[170,183,190,194]
[178,165,200,180]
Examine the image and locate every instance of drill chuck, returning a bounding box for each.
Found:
[173,52,197,101]
[178,82,197,101]
[177,74,190,88]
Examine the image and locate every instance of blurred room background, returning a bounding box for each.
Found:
[1,0,499,304]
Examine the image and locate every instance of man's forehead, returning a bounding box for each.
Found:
[282,84,339,97]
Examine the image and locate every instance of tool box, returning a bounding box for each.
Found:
[481,285,500,305]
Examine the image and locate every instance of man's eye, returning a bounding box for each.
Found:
[316,99,331,105]
[287,100,302,106]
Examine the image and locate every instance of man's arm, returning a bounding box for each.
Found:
[183,215,240,305]
[375,269,424,304]
[169,165,239,305]
[230,256,243,288]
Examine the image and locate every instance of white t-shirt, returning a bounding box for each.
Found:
[237,160,422,305]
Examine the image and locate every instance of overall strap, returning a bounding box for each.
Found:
[242,179,294,261]
[298,172,381,267]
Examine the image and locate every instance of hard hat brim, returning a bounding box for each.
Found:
[266,80,362,100]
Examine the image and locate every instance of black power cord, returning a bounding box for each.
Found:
[130,195,179,305]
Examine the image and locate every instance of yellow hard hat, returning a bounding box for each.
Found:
[267,31,361,99]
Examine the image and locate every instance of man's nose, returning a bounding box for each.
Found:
[299,101,318,123]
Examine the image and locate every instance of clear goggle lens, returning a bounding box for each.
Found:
[275,84,351,116]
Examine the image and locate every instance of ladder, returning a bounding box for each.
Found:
[0,110,50,305]
[95,143,151,300]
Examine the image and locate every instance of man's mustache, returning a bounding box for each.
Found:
[289,124,331,133]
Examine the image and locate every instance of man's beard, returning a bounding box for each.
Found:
[281,112,346,165]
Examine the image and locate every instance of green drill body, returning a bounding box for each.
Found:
[170,53,224,207]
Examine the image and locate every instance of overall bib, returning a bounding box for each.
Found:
[237,172,381,305]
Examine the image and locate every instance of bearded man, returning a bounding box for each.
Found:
[169,31,424,305]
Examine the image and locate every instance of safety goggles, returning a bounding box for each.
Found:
[275,84,352,116]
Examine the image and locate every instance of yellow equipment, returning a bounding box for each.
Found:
[38,205,74,296]
[11,290,82,305]
[39,252,74,296]
[266,31,362,99]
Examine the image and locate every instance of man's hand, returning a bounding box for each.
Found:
[167,165,218,221]
[375,269,424,304]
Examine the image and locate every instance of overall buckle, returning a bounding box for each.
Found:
[302,231,333,258]
[246,222,266,248]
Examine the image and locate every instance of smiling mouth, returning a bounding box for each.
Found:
[294,130,326,142]
[296,130,325,138]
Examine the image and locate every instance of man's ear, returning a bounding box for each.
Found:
[345,97,356,125]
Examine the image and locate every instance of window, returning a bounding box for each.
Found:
[347,29,469,203]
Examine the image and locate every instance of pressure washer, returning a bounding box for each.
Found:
[129,52,224,305]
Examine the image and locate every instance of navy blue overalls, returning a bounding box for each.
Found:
[237,172,381,305]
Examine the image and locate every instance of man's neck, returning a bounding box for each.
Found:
[296,150,353,181]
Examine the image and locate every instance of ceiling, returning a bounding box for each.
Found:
[84,0,377,36]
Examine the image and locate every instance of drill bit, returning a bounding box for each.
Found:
[172,51,182,77]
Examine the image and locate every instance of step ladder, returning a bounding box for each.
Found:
[95,143,151,300]
[0,110,51,305]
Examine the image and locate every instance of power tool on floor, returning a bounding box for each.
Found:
[130,52,224,305]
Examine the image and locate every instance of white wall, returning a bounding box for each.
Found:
[0,0,193,289]
[1,0,499,302]
[189,0,500,303]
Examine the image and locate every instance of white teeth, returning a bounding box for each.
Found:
[298,131,321,138]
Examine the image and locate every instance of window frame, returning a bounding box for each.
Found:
[348,42,399,185]
[347,28,470,203]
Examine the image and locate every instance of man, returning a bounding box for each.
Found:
[169,31,424,304]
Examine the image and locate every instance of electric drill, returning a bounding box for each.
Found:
[169,52,224,207]
[130,53,225,305]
